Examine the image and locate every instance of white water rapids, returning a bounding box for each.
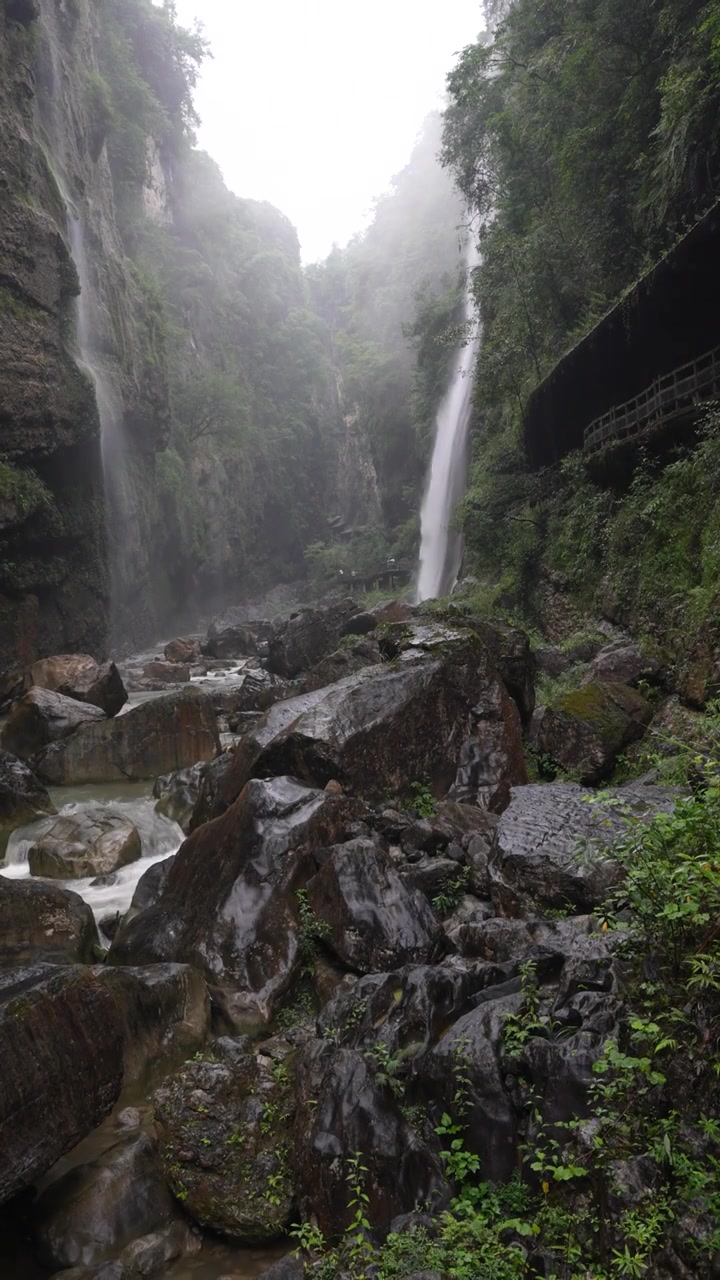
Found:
[416,235,481,602]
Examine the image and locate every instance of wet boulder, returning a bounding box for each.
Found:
[109,777,360,1026]
[187,752,234,831]
[153,763,206,832]
[266,597,359,678]
[0,877,99,967]
[29,655,128,718]
[142,661,191,684]
[301,636,382,693]
[34,689,220,786]
[28,811,141,880]
[0,748,55,853]
[203,621,264,659]
[164,637,201,665]
[0,964,209,1205]
[535,681,652,782]
[489,781,678,915]
[221,622,526,814]
[1,688,106,761]
[580,638,662,688]
[33,1133,176,1271]
[0,965,126,1202]
[154,1038,294,1241]
[293,1041,446,1237]
[305,838,441,973]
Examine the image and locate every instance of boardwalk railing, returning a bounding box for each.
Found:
[584,345,720,455]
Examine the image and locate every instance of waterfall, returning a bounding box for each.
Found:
[416,235,481,602]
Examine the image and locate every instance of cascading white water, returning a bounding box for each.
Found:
[416,235,481,602]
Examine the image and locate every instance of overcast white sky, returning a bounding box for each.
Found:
[173,0,483,262]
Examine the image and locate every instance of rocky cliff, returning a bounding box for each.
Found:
[0,0,383,687]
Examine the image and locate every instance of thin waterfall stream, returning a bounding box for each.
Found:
[416,234,481,602]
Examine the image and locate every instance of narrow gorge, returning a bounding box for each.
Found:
[2,1,720,1279]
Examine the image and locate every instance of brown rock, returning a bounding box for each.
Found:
[28,811,141,880]
[34,689,220,786]
[536,681,652,783]
[143,661,191,684]
[164,638,201,665]
[0,877,99,967]
[30,654,97,694]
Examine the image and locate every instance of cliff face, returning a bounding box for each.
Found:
[0,0,107,689]
[0,0,383,684]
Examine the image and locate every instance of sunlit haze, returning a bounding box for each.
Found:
[173,0,483,262]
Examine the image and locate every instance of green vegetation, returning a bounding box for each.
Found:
[297,757,720,1276]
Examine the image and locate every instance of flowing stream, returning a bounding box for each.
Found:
[416,235,481,602]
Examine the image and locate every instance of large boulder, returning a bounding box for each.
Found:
[266,598,359,678]
[535,681,652,782]
[154,1038,295,1241]
[0,966,126,1203]
[489,781,678,915]
[1,688,107,760]
[302,635,382,693]
[34,689,220,786]
[109,777,360,1026]
[33,1133,176,1271]
[305,838,440,973]
[0,960,210,1204]
[0,877,99,966]
[293,1041,446,1237]
[30,655,128,718]
[164,637,201,665]
[219,622,526,815]
[28,811,141,880]
[580,638,662,688]
[0,749,55,853]
[203,622,262,659]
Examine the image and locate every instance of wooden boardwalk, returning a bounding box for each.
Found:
[584,345,720,455]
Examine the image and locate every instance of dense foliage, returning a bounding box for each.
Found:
[431,0,720,639]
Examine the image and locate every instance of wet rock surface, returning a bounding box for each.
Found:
[33,1132,176,1270]
[221,621,526,812]
[0,748,55,852]
[34,689,220,785]
[30,655,128,718]
[305,837,441,973]
[0,877,99,967]
[109,777,360,1025]
[153,762,206,832]
[28,811,141,880]
[1,687,107,760]
[489,780,678,914]
[266,597,359,678]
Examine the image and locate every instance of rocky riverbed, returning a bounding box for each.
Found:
[0,595,711,1278]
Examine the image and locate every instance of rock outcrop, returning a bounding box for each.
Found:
[28,811,141,880]
[266,598,359,678]
[535,681,652,782]
[0,877,99,966]
[0,748,55,852]
[1,687,107,760]
[34,689,220,785]
[29,655,128,717]
[220,622,526,813]
[109,777,360,1025]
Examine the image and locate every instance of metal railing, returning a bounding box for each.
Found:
[584,345,720,455]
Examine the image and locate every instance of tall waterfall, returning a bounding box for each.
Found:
[416,236,481,602]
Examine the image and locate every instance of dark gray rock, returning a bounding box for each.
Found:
[489,781,678,915]
[0,748,55,853]
[580,638,662,688]
[305,838,441,973]
[33,1133,176,1270]
[153,762,206,832]
[266,597,359,677]
[109,777,360,1026]
[1,688,106,761]
[293,1041,446,1237]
